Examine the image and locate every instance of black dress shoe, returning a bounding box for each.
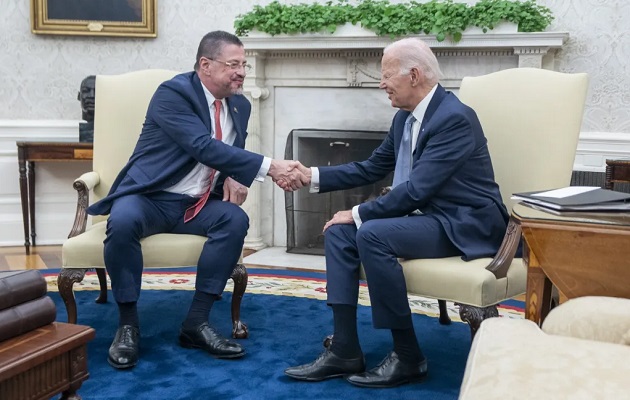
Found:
[284,349,365,381]
[346,351,427,388]
[107,325,140,369]
[179,322,245,359]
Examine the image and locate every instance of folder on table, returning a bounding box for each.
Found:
[512,187,630,211]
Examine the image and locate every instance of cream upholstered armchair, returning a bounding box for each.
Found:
[398,68,589,337]
[59,70,248,338]
[459,296,630,399]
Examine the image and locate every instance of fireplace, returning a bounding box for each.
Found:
[284,129,393,255]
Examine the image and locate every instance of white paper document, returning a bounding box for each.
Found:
[530,186,599,199]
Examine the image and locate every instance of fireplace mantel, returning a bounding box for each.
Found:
[239,32,569,250]
[241,31,568,52]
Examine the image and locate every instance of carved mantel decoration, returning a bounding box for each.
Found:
[239,31,569,249]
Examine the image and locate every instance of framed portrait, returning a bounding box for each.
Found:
[30,0,157,38]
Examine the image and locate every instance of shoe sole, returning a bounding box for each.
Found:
[284,371,352,382]
[107,357,137,370]
[179,340,246,359]
[346,373,427,388]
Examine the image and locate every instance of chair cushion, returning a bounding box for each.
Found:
[459,318,630,399]
[542,296,630,346]
[399,257,526,307]
[62,221,207,268]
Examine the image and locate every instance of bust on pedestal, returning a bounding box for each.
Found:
[78,75,95,143]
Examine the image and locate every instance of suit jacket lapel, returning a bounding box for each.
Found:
[414,84,447,158]
[226,97,245,147]
[191,73,212,131]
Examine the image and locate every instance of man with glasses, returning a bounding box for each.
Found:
[282,38,508,388]
[88,30,308,370]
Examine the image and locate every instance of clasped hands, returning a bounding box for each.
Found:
[268,159,311,192]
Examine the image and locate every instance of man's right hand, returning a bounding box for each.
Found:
[268,160,311,191]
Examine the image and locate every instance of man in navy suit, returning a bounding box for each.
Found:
[89,31,307,370]
[283,38,509,388]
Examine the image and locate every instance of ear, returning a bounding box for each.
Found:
[410,67,424,87]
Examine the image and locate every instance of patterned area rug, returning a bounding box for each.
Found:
[45,269,524,322]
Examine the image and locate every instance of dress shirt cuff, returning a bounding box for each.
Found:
[310,167,320,193]
[352,205,363,229]
[256,157,272,182]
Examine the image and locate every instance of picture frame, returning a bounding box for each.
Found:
[30,0,157,38]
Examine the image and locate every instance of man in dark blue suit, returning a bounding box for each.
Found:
[283,38,509,388]
[90,31,307,370]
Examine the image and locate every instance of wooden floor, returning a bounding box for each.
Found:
[0,245,63,271]
[0,246,257,271]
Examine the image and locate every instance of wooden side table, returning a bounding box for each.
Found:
[513,203,630,326]
[0,322,95,400]
[605,158,630,190]
[16,142,93,254]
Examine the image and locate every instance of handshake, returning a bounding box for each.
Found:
[267,159,311,192]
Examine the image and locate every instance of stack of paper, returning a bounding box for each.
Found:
[511,187,630,211]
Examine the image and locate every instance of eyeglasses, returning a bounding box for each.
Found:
[205,57,252,73]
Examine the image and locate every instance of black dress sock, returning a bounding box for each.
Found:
[329,304,362,359]
[117,301,139,328]
[182,290,217,329]
[392,325,424,365]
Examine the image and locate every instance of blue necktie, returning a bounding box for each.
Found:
[392,114,416,187]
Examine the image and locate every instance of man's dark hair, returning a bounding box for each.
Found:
[194,31,244,71]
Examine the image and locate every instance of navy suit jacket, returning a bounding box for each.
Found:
[88,72,264,216]
[318,85,509,260]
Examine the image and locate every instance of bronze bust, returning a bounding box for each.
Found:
[78,75,95,142]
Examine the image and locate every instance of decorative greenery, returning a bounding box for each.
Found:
[234,0,554,42]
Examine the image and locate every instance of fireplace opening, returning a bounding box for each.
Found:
[284,129,393,255]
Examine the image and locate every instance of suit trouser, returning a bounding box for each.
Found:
[325,214,461,330]
[104,191,248,303]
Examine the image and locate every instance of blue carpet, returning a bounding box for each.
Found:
[50,290,470,399]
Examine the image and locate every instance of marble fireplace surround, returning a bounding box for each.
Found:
[239,32,569,249]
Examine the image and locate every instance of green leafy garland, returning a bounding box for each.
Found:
[234,0,554,42]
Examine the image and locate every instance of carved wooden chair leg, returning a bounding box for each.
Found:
[437,299,452,325]
[95,268,108,304]
[458,304,499,340]
[58,268,88,324]
[230,263,248,339]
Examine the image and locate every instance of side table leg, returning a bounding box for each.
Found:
[524,247,553,326]
[17,147,30,254]
[28,161,36,247]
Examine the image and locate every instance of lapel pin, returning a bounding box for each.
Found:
[233,107,238,113]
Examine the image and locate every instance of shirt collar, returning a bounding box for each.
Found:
[410,84,438,122]
[201,84,225,111]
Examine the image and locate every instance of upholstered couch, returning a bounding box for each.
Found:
[459,296,630,399]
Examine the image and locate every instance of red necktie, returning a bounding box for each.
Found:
[184,99,223,222]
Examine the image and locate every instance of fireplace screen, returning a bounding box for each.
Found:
[285,129,393,255]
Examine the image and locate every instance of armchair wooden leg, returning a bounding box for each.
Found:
[58,268,88,324]
[95,268,108,304]
[437,299,452,325]
[230,263,248,339]
[458,304,499,340]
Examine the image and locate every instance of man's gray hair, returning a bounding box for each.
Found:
[383,38,442,85]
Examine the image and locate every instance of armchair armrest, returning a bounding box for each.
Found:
[67,171,100,238]
[542,296,630,345]
[484,216,522,279]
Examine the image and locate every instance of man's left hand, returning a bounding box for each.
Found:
[223,177,248,205]
[323,210,354,232]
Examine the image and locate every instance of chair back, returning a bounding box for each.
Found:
[458,68,588,212]
[92,69,179,223]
